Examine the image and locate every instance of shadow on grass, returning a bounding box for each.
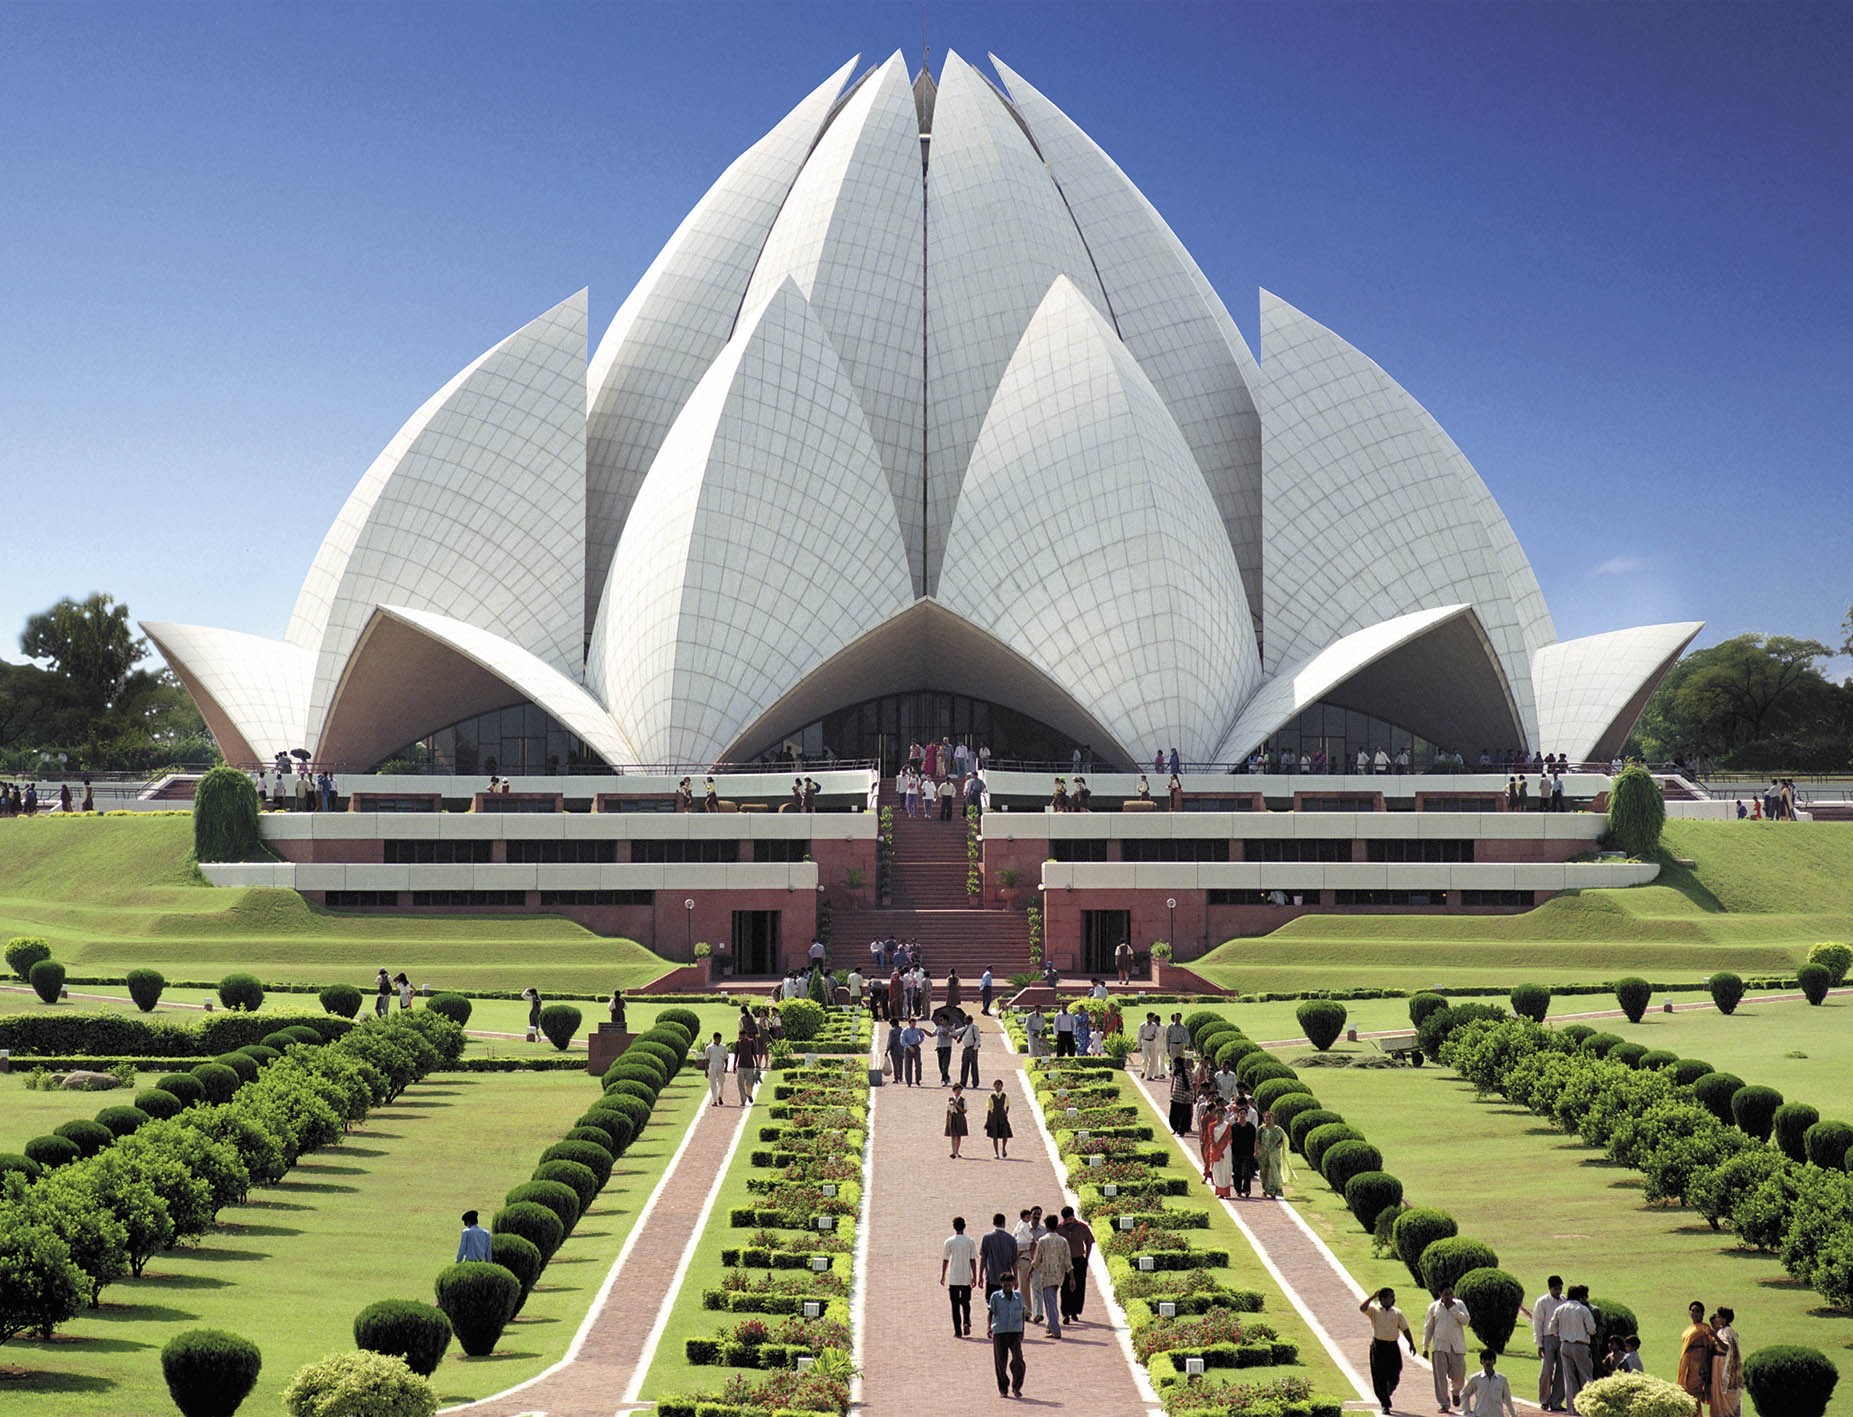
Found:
[219,1222,300,1238]
[340,1145,388,1158]
[89,1301,196,1324]
[293,1163,366,1176]
[281,1181,357,1195]
[180,1246,270,1264]
[134,1271,229,1291]
[0,1368,116,1395]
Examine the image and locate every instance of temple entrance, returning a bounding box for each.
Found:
[732,910,781,976]
[1081,909,1130,978]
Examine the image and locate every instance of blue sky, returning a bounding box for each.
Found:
[3,1,1848,674]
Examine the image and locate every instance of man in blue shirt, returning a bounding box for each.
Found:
[456,1209,493,1262]
[987,1270,1028,1397]
[899,1018,925,1087]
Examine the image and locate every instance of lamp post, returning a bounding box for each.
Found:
[1166,896,1177,950]
[683,897,694,956]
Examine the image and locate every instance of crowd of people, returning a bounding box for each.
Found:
[0,779,92,814]
[939,1205,1098,1399]
[1736,778,1804,820]
[896,737,988,819]
[253,758,338,811]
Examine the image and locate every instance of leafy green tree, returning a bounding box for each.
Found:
[1607,768,1666,858]
[0,1210,86,1344]
[1633,632,1849,768]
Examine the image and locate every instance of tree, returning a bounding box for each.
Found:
[1632,633,1848,767]
[0,1210,86,1344]
[20,594,146,726]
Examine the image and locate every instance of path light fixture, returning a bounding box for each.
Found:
[1137,1255,1155,1271]
[1102,1183,1118,1198]
[683,897,694,954]
[1185,1358,1206,1377]
[1075,1130,1090,1142]
[1088,1154,1104,1169]
[1118,1215,1135,1231]
[801,1303,823,1321]
[1157,1301,1177,1318]
[816,1215,835,1231]
[1167,897,1177,944]
[820,1182,838,1198]
[811,1255,831,1272]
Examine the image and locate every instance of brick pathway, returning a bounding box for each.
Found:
[856,1016,1156,1412]
[440,1093,748,1417]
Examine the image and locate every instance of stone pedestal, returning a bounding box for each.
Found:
[587,1024,634,1078]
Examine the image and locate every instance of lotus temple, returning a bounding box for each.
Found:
[147,53,1702,972]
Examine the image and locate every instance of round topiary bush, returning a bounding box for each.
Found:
[1571,1371,1694,1417]
[655,1006,702,1038]
[1581,1032,1624,1058]
[1709,971,1746,1016]
[1669,1057,1715,1087]
[161,1327,262,1416]
[240,1045,281,1070]
[1214,1036,1259,1069]
[1320,1139,1383,1195]
[1296,1000,1347,1052]
[533,1159,601,1214]
[281,1024,324,1046]
[1195,1022,1238,1055]
[157,1072,207,1107]
[29,958,66,1004]
[1605,1041,1647,1069]
[1613,977,1653,1024]
[191,1061,242,1104]
[1560,1024,1596,1047]
[1420,1235,1499,1297]
[1238,1057,1297,1089]
[1509,984,1551,1023]
[1343,1171,1403,1231]
[135,1088,185,1121]
[194,765,262,864]
[1693,1072,1747,1124]
[540,1141,613,1189]
[433,1261,521,1357]
[1252,1077,1307,1114]
[218,973,265,1012]
[1303,1122,1364,1173]
[505,1180,580,1236]
[1732,1085,1785,1142]
[534,1004,581,1051]
[5,935,51,981]
[602,1057,661,1093]
[0,1152,42,1182]
[1407,991,1448,1028]
[1742,1344,1840,1417]
[778,997,826,1041]
[1798,963,1833,1007]
[126,967,166,1012]
[1454,1266,1524,1352]
[1806,942,1852,987]
[214,1052,260,1084]
[628,1039,684,1076]
[1607,764,1666,858]
[1637,1048,1678,1072]
[352,1298,453,1377]
[575,1110,636,1154]
[94,1105,152,1138]
[602,1078,658,1108]
[592,1093,651,1133]
[1774,1103,1821,1163]
[493,1201,565,1262]
[1803,1120,1853,1170]
[319,984,363,1019]
[1287,1108,1344,1153]
[564,1125,619,1154]
[426,993,471,1026]
[491,1231,544,1312]
[1182,1009,1223,1039]
[24,1134,81,1170]
[54,1118,113,1158]
[283,1350,438,1417]
[1392,1207,1458,1288]
[261,1030,300,1052]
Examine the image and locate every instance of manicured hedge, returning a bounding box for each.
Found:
[0,1012,349,1057]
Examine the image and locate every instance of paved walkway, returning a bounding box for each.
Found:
[856,1016,1157,1413]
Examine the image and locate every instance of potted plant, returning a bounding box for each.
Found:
[997,866,1022,909]
[843,865,870,907]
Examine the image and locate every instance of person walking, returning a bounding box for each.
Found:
[957,1015,981,1089]
[1012,1208,1042,1321]
[1531,1275,1565,1410]
[946,969,963,1010]
[900,1017,925,1087]
[1024,1005,1046,1059]
[1200,1100,1234,1198]
[1138,1012,1162,1079]
[987,1270,1029,1398]
[1163,1012,1191,1065]
[1424,1284,1472,1411]
[456,1209,493,1261]
[1054,1205,1095,1324]
[704,1032,730,1106]
[1711,1307,1742,1417]
[984,1078,1013,1158]
[1168,1055,1195,1135]
[1459,1350,1519,1417]
[521,984,543,1038]
[395,972,413,1010]
[978,1212,1019,1333]
[1029,1212,1072,1338]
[980,966,994,1015]
[375,968,392,1019]
[933,1014,955,1086]
[1114,938,1133,985]
[1361,1287,1417,1415]
[1053,1003,1077,1057]
[1549,1285,1599,1413]
[732,1027,758,1105]
[1678,1300,1717,1416]
[940,1216,977,1337]
[1256,1108,1288,1199]
[1229,1094,1259,1198]
[945,1083,969,1158]
[885,1017,905,1083]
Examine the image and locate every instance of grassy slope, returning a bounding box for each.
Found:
[0,817,675,992]
[1191,820,1853,992]
[0,1068,704,1415]
[1272,1035,1853,1413]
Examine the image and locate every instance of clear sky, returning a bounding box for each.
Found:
[3,0,1848,674]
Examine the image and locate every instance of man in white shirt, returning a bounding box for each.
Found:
[703,1032,730,1106]
[809,938,826,970]
[940,1215,979,1338]
[1423,1284,1472,1411]
[1530,1275,1565,1410]
[1137,1013,1162,1078]
[1025,1006,1046,1058]
[1459,1349,1518,1417]
[1547,1284,1598,1413]
[956,1016,981,1089]
[1089,978,1109,1001]
[846,968,863,1012]
[1163,1013,1191,1063]
[1213,1060,1240,1101]
[1052,1004,1078,1057]
[1011,1207,1043,1321]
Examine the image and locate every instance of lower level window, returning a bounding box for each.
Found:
[324,890,401,908]
[1330,889,1434,906]
[410,890,528,906]
[1460,889,1533,906]
[1207,889,1322,906]
[538,890,653,906]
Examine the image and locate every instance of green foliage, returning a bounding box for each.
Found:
[1742,1344,1840,1417]
[1607,1041,1647,1069]
[1342,1171,1402,1232]
[1415,1002,1505,1058]
[1453,1266,1524,1352]
[1391,1207,1457,1289]
[1590,1295,1638,1347]
[1606,765,1666,857]
[1613,977,1653,1023]
[1807,942,1852,987]
[352,1299,453,1377]
[23,1134,80,1170]
[320,984,362,1018]
[29,957,65,1003]
[157,1072,206,1107]
[491,1231,543,1311]
[1319,1139,1383,1194]
[1286,1108,1343,1153]
[1406,991,1448,1028]
[1295,1000,1347,1051]
[283,1348,439,1417]
[1574,1372,1707,1417]
[1709,970,1746,1015]
[1637,1049,1678,1071]
[1419,1235,1499,1298]
[1302,1122,1363,1173]
[1803,1120,1853,1170]
[54,1118,113,1158]
[1692,1072,1746,1123]
[492,1201,564,1262]
[191,1061,241,1103]
[1266,1092,1321,1133]
[1798,963,1832,1006]
[1692,1148,1786,1231]
[1213,1036,1259,1069]
[214,1051,259,1084]
[0,1152,42,1182]
[432,1261,521,1357]
[540,1140,613,1189]
[159,1327,262,1416]
[6,936,51,980]
[1581,1032,1624,1058]
[779,997,826,1041]
[532,1158,601,1214]
[94,1104,151,1138]
[1251,1077,1306,1113]
[1633,632,1842,769]
[425,993,471,1026]
[194,765,263,863]
[218,972,265,1012]
[535,1004,581,1051]
[1668,1057,1714,1087]
[1508,983,1551,1022]
[0,1211,86,1343]
[1732,1085,1785,1141]
[124,967,165,1011]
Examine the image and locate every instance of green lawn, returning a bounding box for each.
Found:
[0,1068,704,1414]
[0,816,677,993]
[1261,1037,1853,1412]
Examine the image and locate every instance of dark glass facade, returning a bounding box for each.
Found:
[753,691,1090,772]
[1262,702,1438,772]
[381,702,608,775]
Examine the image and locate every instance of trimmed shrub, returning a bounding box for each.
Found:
[1608,1042,1648,1069]
[1296,1001,1347,1051]
[283,1348,438,1417]
[319,985,363,1019]
[1669,1057,1714,1087]
[533,1159,602,1214]
[1607,764,1665,857]
[1320,1139,1383,1195]
[656,1006,702,1038]
[1775,1103,1821,1163]
[5,936,51,981]
[1581,1032,1624,1058]
[214,1051,260,1084]
[1286,1108,1344,1153]
[0,1152,42,1181]
[281,1024,327,1045]
[1408,991,1449,1028]
[1392,1207,1458,1288]
[194,765,262,863]
[1559,1023,1596,1046]
[1343,1170,1403,1231]
[161,1327,262,1416]
[261,1030,300,1051]
[126,968,165,1012]
[1589,1295,1638,1348]
[433,1261,521,1357]
[1303,1122,1364,1173]
[30,958,66,1004]
[353,1298,453,1377]
[778,997,826,1042]
[239,1044,280,1068]
[574,1110,636,1154]
[0,1210,85,1339]
[1638,1049,1678,1072]
[1806,942,1852,987]
[219,974,265,1012]
[1195,1023,1239,1057]
[94,1105,152,1138]
[1454,1266,1524,1352]
[1799,963,1833,1006]
[540,1141,613,1188]
[1416,1002,1505,1058]
[1420,1236,1499,1298]
[628,1039,684,1076]
[1742,1344,1840,1417]
[1614,977,1653,1024]
[135,1088,184,1121]
[1251,1077,1306,1114]
[1266,1092,1321,1133]
[1573,1372,1695,1417]
[1692,1072,1746,1124]
[426,993,471,1026]
[54,1118,113,1158]
[1732,1085,1784,1142]
[492,1201,565,1262]
[191,1061,242,1103]
[591,1093,651,1134]
[157,1072,207,1107]
[505,1180,581,1235]
[1506,984,1549,1023]
[1709,971,1746,1016]
[1238,1058,1298,1089]
[1803,1120,1853,1170]
[564,1126,618,1154]
[1214,1036,1259,1069]
[24,1134,81,1170]
[602,1061,661,1096]
[603,1077,659,1109]
[491,1231,544,1311]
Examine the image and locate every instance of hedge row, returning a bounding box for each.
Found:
[0,1011,352,1058]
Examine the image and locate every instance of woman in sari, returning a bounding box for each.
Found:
[1710,1307,1741,1417]
[1167,1056,1195,1135]
[1678,1301,1717,1414]
[1256,1109,1288,1199]
[1200,1101,1234,1198]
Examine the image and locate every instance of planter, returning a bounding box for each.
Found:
[999,887,1021,909]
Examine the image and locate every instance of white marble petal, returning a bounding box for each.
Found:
[938,276,1259,762]
[142,622,313,764]
[1532,622,1704,762]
